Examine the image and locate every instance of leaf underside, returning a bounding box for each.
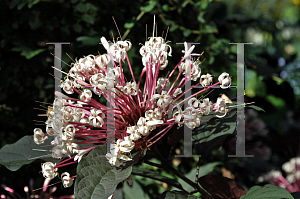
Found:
[0,135,59,171]
[74,144,132,199]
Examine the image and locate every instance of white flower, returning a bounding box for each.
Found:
[89,109,105,127]
[62,124,76,141]
[183,107,200,129]
[286,174,295,183]
[173,88,182,97]
[116,40,132,51]
[33,128,48,145]
[110,42,127,63]
[200,73,213,87]
[61,172,74,188]
[51,145,64,159]
[172,105,184,125]
[41,162,58,179]
[127,126,141,141]
[51,134,62,146]
[200,98,213,115]
[45,120,56,136]
[151,91,172,108]
[62,106,73,123]
[72,108,85,122]
[214,97,228,118]
[156,77,170,90]
[282,161,295,174]
[74,149,89,162]
[95,54,110,69]
[178,60,201,81]
[188,97,201,109]
[61,78,74,94]
[119,136,135,153]
[137,117,150,136]
[269,170,282,179]
[218,72,231,89]
[106,143,121,167]
[80,89,92,102]
[62,141,79,155]
[124,82,138,95]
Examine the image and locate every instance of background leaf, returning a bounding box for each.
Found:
[0,135,59,171]
[198,175,247,199]
[123,178,150,199]
[246,105,265,113]
[132,166,183,189]
[74,145,132,199]
[240,184,294,199]
[175,162,221,192]
[140,1,157,12]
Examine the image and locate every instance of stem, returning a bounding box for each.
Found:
[132,170,188,194]
[143,160,163,168]
[154,147,214,199]
[122,11,145,40]
[195,157,202,184]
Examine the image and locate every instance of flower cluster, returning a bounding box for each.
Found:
[258,157,300,192]
[33,24,232,185]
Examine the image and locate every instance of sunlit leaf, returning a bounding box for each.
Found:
[240,184,293,199]
[140,1,157,12]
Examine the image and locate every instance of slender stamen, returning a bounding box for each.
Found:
[112,16,122,40]
[165,26,169,41]
[50,52,71,67]
[33,181,61,192]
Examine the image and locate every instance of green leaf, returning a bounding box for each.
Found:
[169,24,179,32]
[74,145,132,199]
[76,3,88,13]
[177,162,221,192]
[200,1,208,10]
[0,136,60,171]
[246,105,265,113]
[21,48,45,59]
[17,2,26,10]
[162,4,169,11]
[192,105,239,157]
[73,23,82,32]
[208,56,215,65]
[158,191,201,199]
[197,12,205,23]
[183,29,192,37]
[9,0,20,9]
[132,166,183,189]
[123,178,150,199]
[124,22,135,29]
[140,1,157,12]
[76,36,100,46]
[12,47,46,59]
[82,14,95,24]
[240,184,293,199]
